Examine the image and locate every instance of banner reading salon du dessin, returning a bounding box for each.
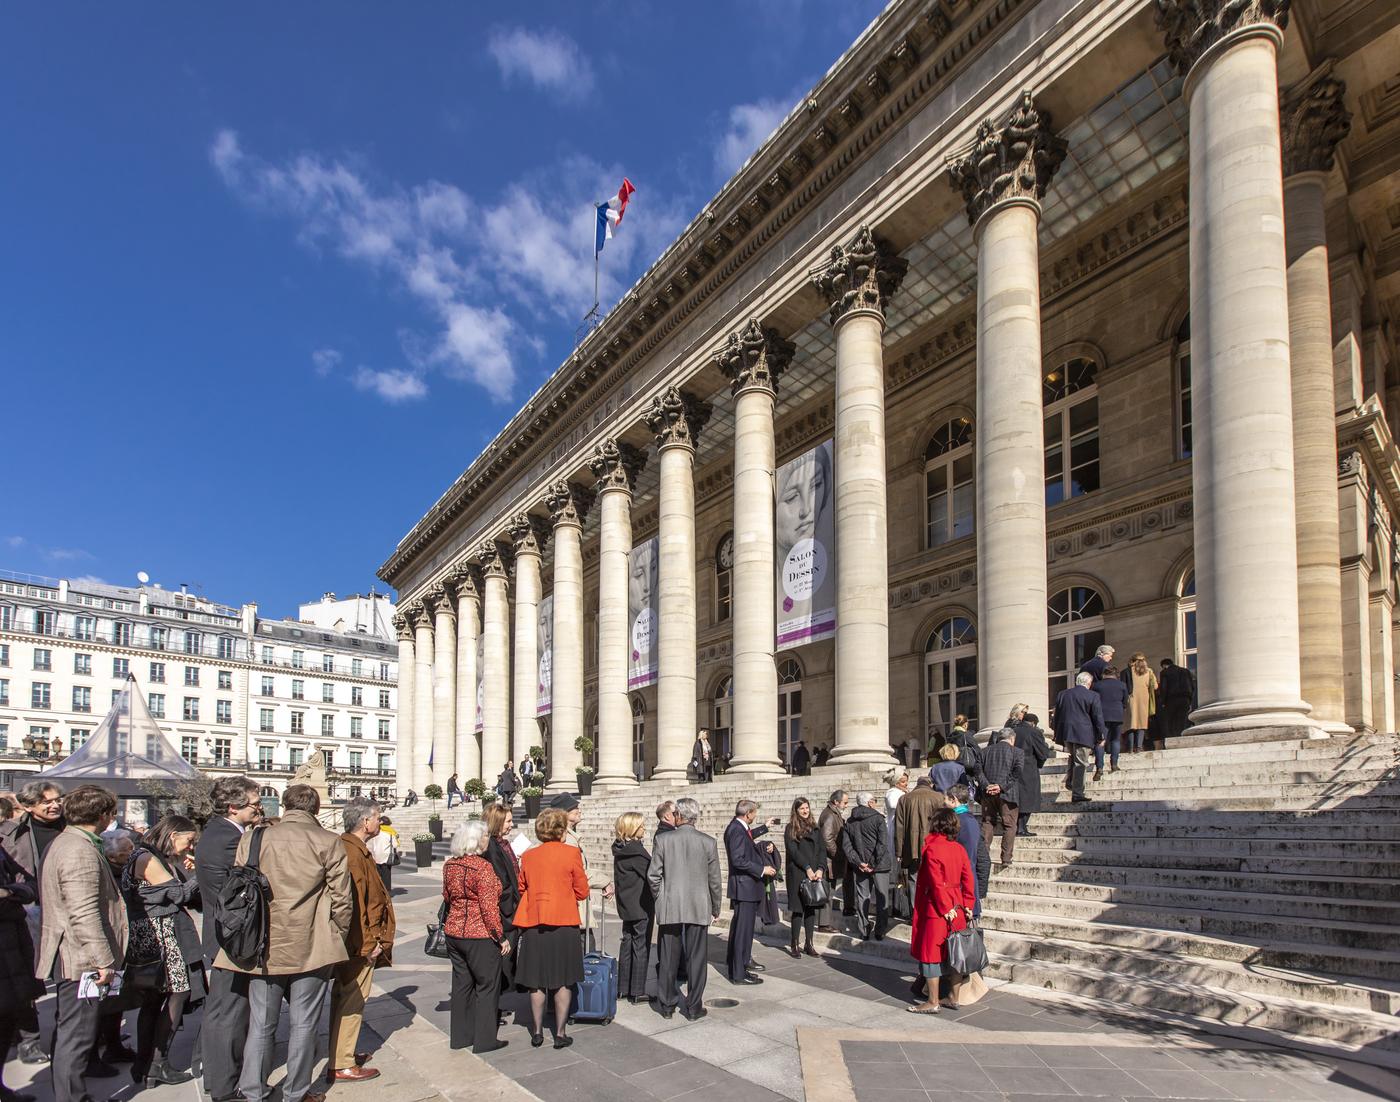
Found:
[776,438,835,647]
[537,594,553,716]
[627,536,660,688]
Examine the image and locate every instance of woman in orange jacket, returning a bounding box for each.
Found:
[513,808,590,1049]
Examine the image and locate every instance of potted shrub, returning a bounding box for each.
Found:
[574,735,595,795]
[427,812,443,841]
[412,832,435,867]
[423,783,443,812]
[521,785,544,818]
[463,777,486,806]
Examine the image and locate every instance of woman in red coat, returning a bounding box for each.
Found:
[908,808,976,1014]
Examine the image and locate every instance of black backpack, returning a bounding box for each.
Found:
[215,826,270,969]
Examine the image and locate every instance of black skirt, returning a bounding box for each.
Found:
[514,925,584,991]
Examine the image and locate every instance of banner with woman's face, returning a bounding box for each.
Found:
[776,439,835,647]
[628,536,660,688]
[474,628,485,733]
[537,594,554,716]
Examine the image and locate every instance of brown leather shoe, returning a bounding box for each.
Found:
[303,1095,327,1102]
[331,1067,380,1082]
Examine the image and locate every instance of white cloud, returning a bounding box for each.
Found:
[4,535,25,549]
[311,348,342,377]
[70,574,109,587]
[716,98,791,177]
[351,367,428,403]
[487,27,594,100]
[45,547,95,563]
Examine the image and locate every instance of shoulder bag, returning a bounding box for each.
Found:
[945,918,989,976]
[424,899,450,959]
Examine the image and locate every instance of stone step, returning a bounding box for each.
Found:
[983,887,1400,951]
[1009,842,1400,879]
[1039,743,1394,773]
[1004,860,1400,902]
[1029,807,1400,835]
[978,908,1400,982]
[1036,764,1395,792]
[989,872,1400,924]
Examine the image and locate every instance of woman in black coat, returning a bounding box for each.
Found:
[1011,712,1052,836]
[0,845,41,1102]
[611,814,654,1004]
[783,798,826,959]
[482,804,522,997]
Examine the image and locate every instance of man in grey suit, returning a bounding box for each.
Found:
[646,797,721,1021]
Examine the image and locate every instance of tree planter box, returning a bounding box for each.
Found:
[429,819,443,841]
[576,773,593,796]
[523,794,542,818]
[414,838,434,867]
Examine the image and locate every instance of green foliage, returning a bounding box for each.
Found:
[521,785,544,797]
[412,833,435,843]
[427,811,442,821]
[576,765,595,777]
[573,735,594,756]
[423,784,444,800]
[528,745,545,760]
[463,778,487,799]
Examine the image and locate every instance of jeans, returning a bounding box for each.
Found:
[239,969,331,1102]
[1094,723,1122,771]
[447,791,460,808]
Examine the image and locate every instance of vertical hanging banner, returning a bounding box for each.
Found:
[537,594,554,716]
[473,630,485,734]
[627,537,660,688]
[776,438,836,646]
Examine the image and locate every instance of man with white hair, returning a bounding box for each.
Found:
[840,792,888,939]
[723,798,775,984]
[1079,644,1115,683]
[647,797,720,1020]
[1053,672,1107,803]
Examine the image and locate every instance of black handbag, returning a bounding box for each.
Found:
[424,900,450,959]
[945,920,989,975]
[796,877,830,909]
[891,876,913,923]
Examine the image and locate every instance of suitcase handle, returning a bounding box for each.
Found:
[582,885,606,956]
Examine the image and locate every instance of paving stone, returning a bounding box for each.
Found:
[909,1061,1000,1094]
[955,1042,1049,1068]
[1122,1067,1230,1098]
[625,1057,727,1100]
[1102,1048,1195,1071]
[855,1089,930,1102]
[1201,1069,1325,1099]
[844,1040,914,1063]
[515,1058,659,1102]
[1026,1044,1119,1068]
[976,1065,1078,1095]
[724,1046,806,1100]
[1054,1067,1157,1096]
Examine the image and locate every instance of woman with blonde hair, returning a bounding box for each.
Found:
[883,765,910,873]
[515,808,589,1048]
[442,819,509,1054]
[611,812,654,1004]
[482,803,522,1000]
[1122,653,1158,754]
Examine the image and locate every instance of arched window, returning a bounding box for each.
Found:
[1177,571,1197,674]
[924,418,975,549]
[925,617,977,744]
[715,533,734,623]
[712,676,734,761]
[630,695,647,781]
[777,659,803,768]
[1048,586,1106,701]
[1044,358,1100,505]
[1175,314,1192,459]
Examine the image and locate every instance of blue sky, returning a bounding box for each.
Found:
[0,1,883,617]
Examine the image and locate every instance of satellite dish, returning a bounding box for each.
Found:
[137,571,150,585]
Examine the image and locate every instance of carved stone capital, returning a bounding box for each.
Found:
[403,600,430,629]
[1155,0,1290,78]
[544,480,595,529]
[392,612,412,641]
[426,582,455,620]
[715,319,795,398]
[812,225,909,327]
[447,564,479,603]
[508,513,551,558]
[948,91,1066,228]
[645,387,712,452]
[589,438,647,495]
[478,540,512,580]
[1281,65,1350,177]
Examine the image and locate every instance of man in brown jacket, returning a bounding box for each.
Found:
[219,784,351,1102]
[816,790,850,930]
[328,797,395,1084]
[35,784,127,1102]
[894,775,944,895]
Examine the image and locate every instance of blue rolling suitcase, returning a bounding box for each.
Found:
[570,890,618,1025]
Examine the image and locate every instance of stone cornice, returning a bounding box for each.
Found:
[1155,0,1291,78]
[645,386,712,452]
[811,225,909,327]
[377,0,1036,588]
[1281,62,1351,177]
[947,90,1067,227]
[1338,400,1400,513]
[716,319,795,398]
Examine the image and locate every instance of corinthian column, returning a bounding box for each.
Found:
[510,514,550,769]
[646,387,711,780]
[451,566,482,780]
[949,91,1066,728]
[814,226,908,763]
[409,601,435,793]
[1282,65,1353,734]
[1157,0,1313,732]
[392,612,416,799]
[590,440,647,787]
[545,481,593,791]
[428,582,457,785]
[478,540,513,780]
[718,321,793,775]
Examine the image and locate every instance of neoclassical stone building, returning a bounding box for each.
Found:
[378,0,1400,792]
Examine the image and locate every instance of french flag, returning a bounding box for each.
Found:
[595,178,635,255]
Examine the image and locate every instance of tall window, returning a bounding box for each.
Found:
[184,631,202,655]
[322,682,334,703]
[0,606,12,630]
[715,534,734,623]
[259,708,274,733]
[323,654,335,673]
[33,610,55,636]
[32,682,51,709]
[182,737,199,763]
[925,617,977,743]
[72,686,91,712]
[149,661,165,683]
[289,747,304,768]
[261,675,274,696]
[149,693,165,719]
[711,676,734,761]
[350,750,363,774]
[183,697,199,722]
[321,714,335,737]
[183,665,198,686]
[71,729,90,749]
[34,649,51,671]
[261,646,274,665]
[1176,315,1192,459]
[924,418,975,548]
[1177,571,1197,675]
[1047,586,1106,702]
[777,659,803,768]
[0,680,8,707]
[351,658,363,677]
[292,650,305,670]
[217,700,232,724]
[351,716,363,738]
[631,695,646,781]
[213,738,231,767]
[218,670,232,690]
[291,679,304,701]
[1044,358,1100,506]
[113,657,129,679]
[257,745,273,769]
[74,616,96,641]
[74,653,91,675]
[290,711,304,735]
[378,719,390,739]
[150,626,167,650]
[351,686,362,706]
[379,690,390,708]
[218,636,236,660]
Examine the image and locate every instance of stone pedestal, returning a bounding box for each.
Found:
[429,583,457,786]
[510,516,548,770]
[452,568,482,781]
[411,604,435,793]
[479,542,512,782]
[392,613,416,798]
[546,483,592,791]
[648,388,709,780]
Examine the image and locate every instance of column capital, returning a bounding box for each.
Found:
[545,480,595,529]
[645,386,712,453]
[1281,63,1350,178]
[1155,0,1290,78]
[392,612,413,640]
[589,438,647,496]
[716,318,795,398]
[948,91,1066,229]
[508,513,551,558]
[812,225,909,328]
[478,540,512,580]
[426,582,456,620]
[403,600,431,629]
[447,564,480,603]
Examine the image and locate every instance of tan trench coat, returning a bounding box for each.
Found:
[1125,666,1159,731]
